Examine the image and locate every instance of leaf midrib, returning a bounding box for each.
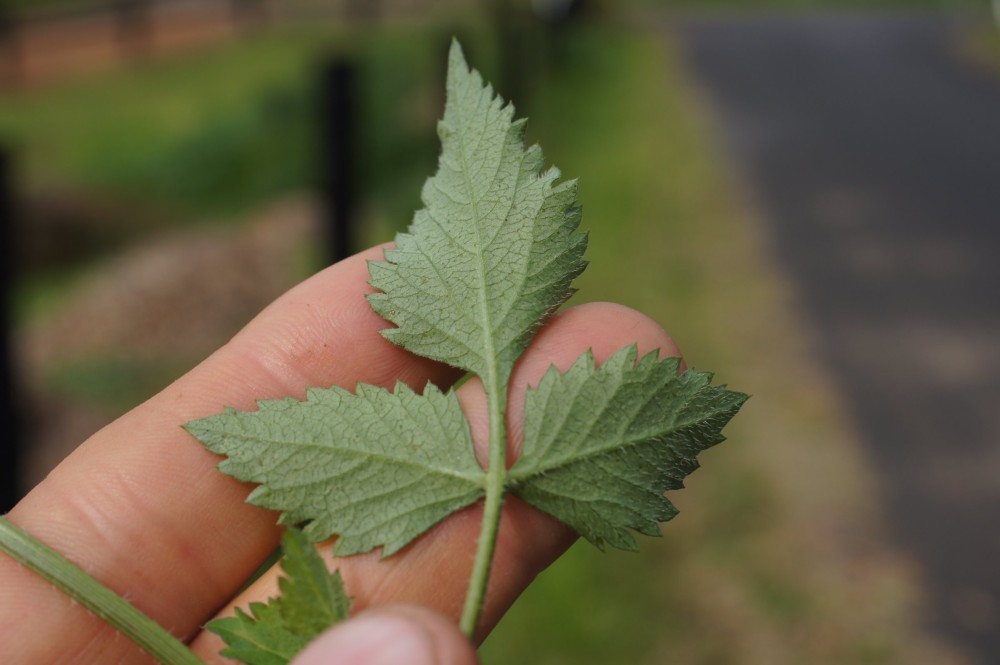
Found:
[454,80,501,390]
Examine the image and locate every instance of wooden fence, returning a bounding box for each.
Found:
[0,0,478,87]
[0,0,280,86]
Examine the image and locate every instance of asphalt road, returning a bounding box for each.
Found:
[677,13,1000,663]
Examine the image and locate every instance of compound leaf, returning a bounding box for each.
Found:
[508,346,749,551]
[184,39,748,656]
[207,528,350,665]
[184,382,485,556]
[368,40,587,386]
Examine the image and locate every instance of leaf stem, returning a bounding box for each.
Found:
[459,373,508,638]
[0,517,205,665]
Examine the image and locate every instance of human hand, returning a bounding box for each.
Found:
[0,245,680,663]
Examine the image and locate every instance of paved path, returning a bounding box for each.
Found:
[677,13,1000,663]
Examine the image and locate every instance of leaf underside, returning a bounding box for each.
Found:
[207,528,350,665]
[510,346,749,551]
[184,382,485,556]
[367,41,588,383]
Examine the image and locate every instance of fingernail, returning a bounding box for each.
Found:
[293,614,436,665]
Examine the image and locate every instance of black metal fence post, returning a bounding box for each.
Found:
[0,8,21,87]
[231,0,268,33]
[345,0,379,24]
[114,0,153,61]
[0,148,22,513]
[320,59,358,264]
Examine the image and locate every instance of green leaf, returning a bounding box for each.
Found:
[207,528,351,665]
[209,604,304,665]
[368,40,588,386]
[184,382,485,556]
[508,346,749,551]
[275,525,351,635]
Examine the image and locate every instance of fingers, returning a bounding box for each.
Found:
[0,246,461,663]
[192,301,679,658]
[292,605,479,665]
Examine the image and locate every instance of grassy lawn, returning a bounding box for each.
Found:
[4,10,964,664]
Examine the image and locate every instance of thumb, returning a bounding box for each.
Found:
[291,605,480,665]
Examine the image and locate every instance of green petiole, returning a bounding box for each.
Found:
[459,372,509,638]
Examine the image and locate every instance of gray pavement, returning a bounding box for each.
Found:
[677,12,1000,663]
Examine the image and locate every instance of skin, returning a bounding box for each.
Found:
[0,245,681,664]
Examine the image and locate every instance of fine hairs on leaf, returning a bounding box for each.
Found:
[185,39,747,661]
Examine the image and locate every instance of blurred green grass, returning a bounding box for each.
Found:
[0,26,438,220]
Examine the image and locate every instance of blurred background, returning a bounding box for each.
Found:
[1,0,998,663]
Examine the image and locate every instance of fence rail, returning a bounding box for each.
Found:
[0,0,486,87]
[0,0,275,86]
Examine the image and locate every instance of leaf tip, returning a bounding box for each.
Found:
[447,38,471,82]
[448,37,465,63]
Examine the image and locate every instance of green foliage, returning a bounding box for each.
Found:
[125,87,314,216]
[0,31,323,214]
[206,528,350,665]
[187,39,745,653]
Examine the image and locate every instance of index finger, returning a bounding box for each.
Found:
[0,245,461,663]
